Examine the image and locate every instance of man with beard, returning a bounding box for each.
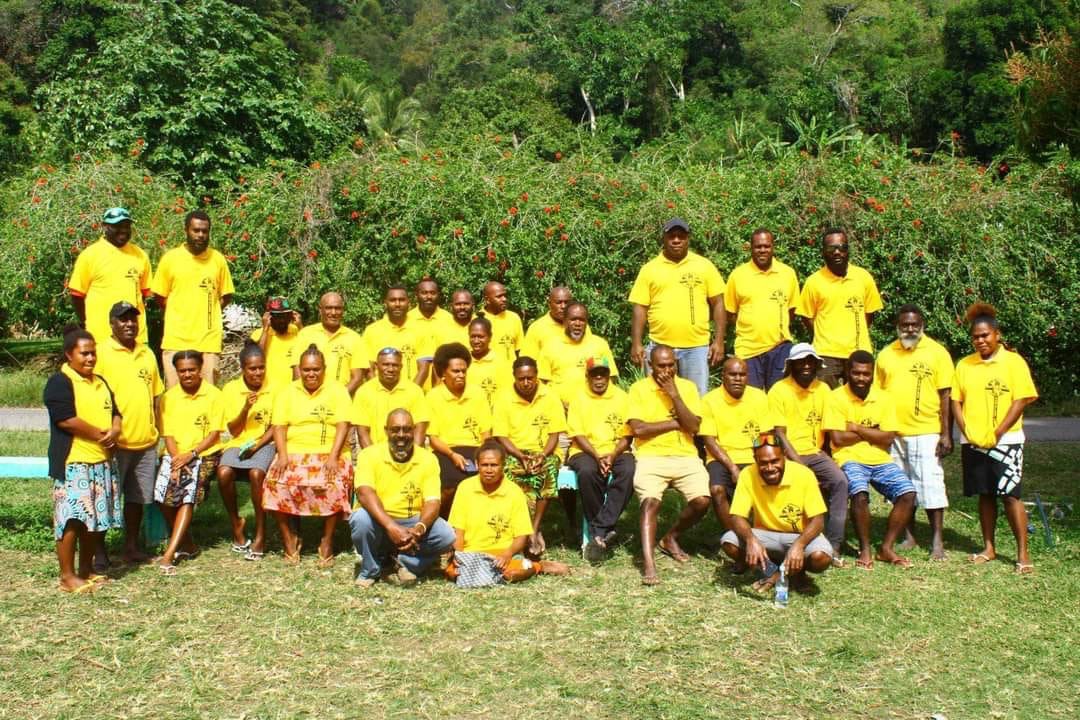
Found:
[151,210,235,386]
[767,343,849,561]
[94,301,164,568]
[352,348,429,450]
[362,285,433,386]
[251,296,302,389]
[876,305,954,559]
[825,351,917,568]
[629,218,726,395]
[538,302,618,406]
[700,357,772,538]
[68,207,152,348]
[723,228,800,390]
[446,289,476,347]
[482,281,524,363]
[523,286,583,359]
[295,291,366,394]
[797,228,882,388]
[350,409,456,588]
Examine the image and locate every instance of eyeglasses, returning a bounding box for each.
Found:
[751,432,781,449]
[825,243,850,251]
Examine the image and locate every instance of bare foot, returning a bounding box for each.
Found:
[538,560,571,575]
[123,549,152,564]
[230,516,247,547]
[928,546,946,561]
[897,535,918,551]
[641,572,660,586]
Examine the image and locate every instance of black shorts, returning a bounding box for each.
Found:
[706,460,743,499]
[962,443,1023,498]
[437,446,479,490]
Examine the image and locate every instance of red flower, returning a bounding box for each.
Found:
[535,270,545,279]
[1048,326,1058,337]
[666,201,675,209]
[560,233,569,242]
[390,228,399,237]
[417,235,427,244]
[912,219,923,229]
[508,206,518,216]
[308,250,318,259]
[249,253,258,261]
[499,219,510,228]
[368,182,380,193]
[350,211,360,220]
[454,228,463,238]
[554,152,562,161]
[520,193,529,202]
[487,248,497,262]
[400,157,409,165]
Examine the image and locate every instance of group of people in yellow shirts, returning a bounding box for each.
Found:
[44,209,1039,594]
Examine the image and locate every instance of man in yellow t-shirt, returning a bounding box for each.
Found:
[724,228,800,390]
[94,301,164,566]
[352,348,429,449]
[294,292,366,394]
[797,228,883,388]
[767,343,848,558]
[626,345,711,585]
[700,357,771,537]
[720,440,833,593]
[151,210,235,387]
[446,443,570,585]
[482,280,524,363]
[408,279,457,388]
[68,207,152,346]
[876,304,954,559]
[446,289,476,348]
[522,286,577,359]
[825,351,916,569]
[349,409,456,588]
[628,218,727,395]
[538,302,618,406]
[566,356,634,562]
[362,285,434,386]
[251,296,302,389]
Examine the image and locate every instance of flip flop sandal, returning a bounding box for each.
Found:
[317,553,335,569]
[969,553,993,564]
[159,564,177,577]
[855,558,874,570]
[1015,562,1035,575]
[230,540,252,553]
[175,550,200,562]
[58,581,97,594]
[658,545,690,563]
[243,549,265,562]
[641,573,660,586]
[87,573,110,584]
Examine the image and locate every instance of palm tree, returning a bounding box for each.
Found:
[360,88,428,151]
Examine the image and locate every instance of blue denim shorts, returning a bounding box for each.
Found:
[842,461,916,502]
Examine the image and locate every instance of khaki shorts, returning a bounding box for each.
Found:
[633,455,710,503]
[162,350,219,388]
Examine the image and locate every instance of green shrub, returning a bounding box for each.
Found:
[1,140,1076,398]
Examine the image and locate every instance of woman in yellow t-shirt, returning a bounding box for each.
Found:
[952,303,1039,574]
[217,341,276,560]
[155,350,226,575]
[43,326,123,593]
[264,344,353,567]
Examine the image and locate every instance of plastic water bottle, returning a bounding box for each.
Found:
[774,566,789,609]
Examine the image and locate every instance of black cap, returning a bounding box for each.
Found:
[109,301,140,319]
[662,217,690,233]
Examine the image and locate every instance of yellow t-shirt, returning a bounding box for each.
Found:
[767,376,832,456]
[294,323,365,387]
[353,443,441,518]
[271,380,352,456]
[221,378,276,449]
[625,375,703,458]
[730,462,827,533]
[160,382,227,455]
[407,306,460,389]
[486,309,524,363]
[538,333,619,405]
[361,316,434,382]
[466,352,511,411]
[952,348,1038,443]
[521,313,592,360]
[351,379,431,444]
[426,383,492,447]
[68,237,152,345]
[724,259,800,359]
[95,338,163,450]
[566,384,630,457]
[700,386,772,466]
[492,385,567,453]
[60,363,115,464]
[448,475,534,555]
[250,324,301,390]
[796,264,883,357]
[823,385,898,466]
[151,246,235,352]
[628,251,725,347]
[875,335,954,436]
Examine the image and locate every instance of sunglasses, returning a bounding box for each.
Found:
[751,432,781,449]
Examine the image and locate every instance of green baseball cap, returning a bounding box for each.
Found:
[103,207,133,224]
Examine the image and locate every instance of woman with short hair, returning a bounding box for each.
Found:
[44,325,124,592]
[264,344,353,567]
[155,350,226,575]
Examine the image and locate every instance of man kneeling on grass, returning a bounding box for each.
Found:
[721,436,832,593]
[446,442,569,587]
[350,409,456,589]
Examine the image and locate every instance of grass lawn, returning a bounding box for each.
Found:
[0,443,1077,719]
[0,430,49,456]
[0,368,48,407]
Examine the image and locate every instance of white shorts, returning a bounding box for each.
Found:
[891,435,948,510]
